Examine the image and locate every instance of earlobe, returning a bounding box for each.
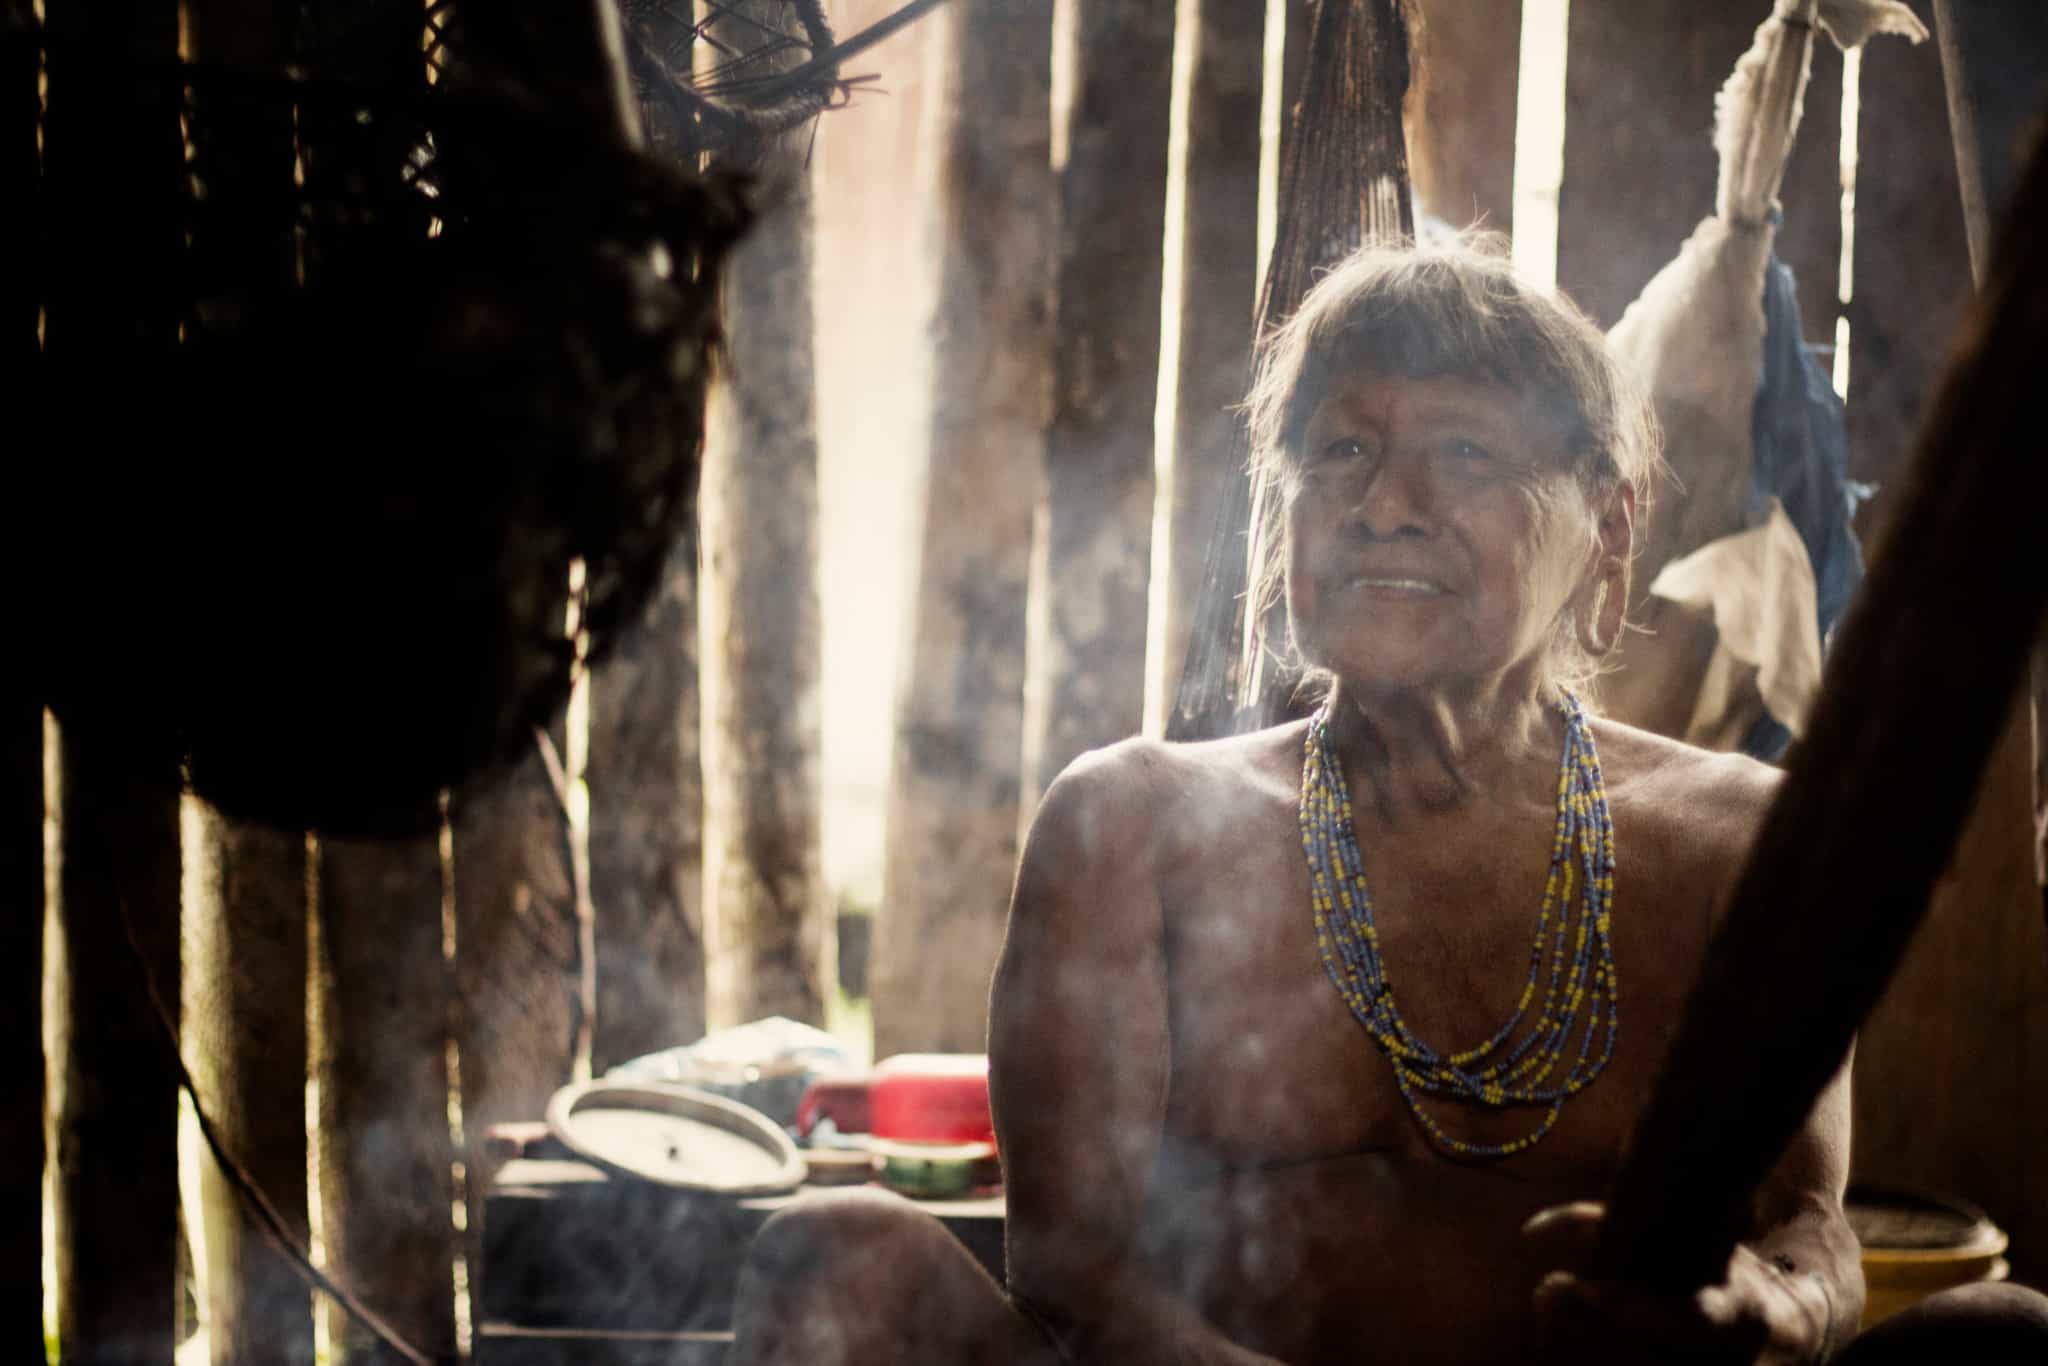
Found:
[1577,553,1629,658]
[1578,483,1635,657]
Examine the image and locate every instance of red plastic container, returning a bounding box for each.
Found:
[869,1054,994,1146]
[795,1075,874,1139]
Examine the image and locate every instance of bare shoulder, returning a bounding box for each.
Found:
[1588,713,1783,893]
[1024,724,1306,881]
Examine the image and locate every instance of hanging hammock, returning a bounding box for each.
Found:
[1167,0,1415,741]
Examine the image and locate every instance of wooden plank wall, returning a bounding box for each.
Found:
[1020,0,1174,811]
[48,730,184,1366]
[2,700,41,1359]
[589,537,707,1073]
[1559,0,1842,336]
[1408,0,1521,236]
[1152,0,1264,730]
[180,813,313,1366]
[452,747,580,1304]
[315,834,460,1366]
[870,0,1050,1056]
[696,4,828,1032]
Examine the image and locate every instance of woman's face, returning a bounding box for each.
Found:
[1284,368,1610,694]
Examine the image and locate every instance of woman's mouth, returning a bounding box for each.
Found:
[1344,575,1448,596]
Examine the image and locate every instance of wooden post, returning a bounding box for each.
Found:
[1931,0,2048,280]
[313,834,458,1366]
[1407,0,1520,234]
[47,723,183,1366]
[1558,0,1842,333]
[871,0,1054,1057]
[173,0,315,1357]
[180,0,295,325]
[2,0,34,357]
[1593,121,2048,1293]
[588,535,707,1072]
[1019,0,1173,813]
[1279,0,1316,168]
[451,744,580,1291]
[39,3,192,1361]
[38,0,183,358]
[1844,16,1964,536]
[2,699,40,1361]
[1149,0,1263,732]
[1930,0,2048,918]
[180,811,313,1366]
[697,0,827,1029]
[1841,8,2048,1284]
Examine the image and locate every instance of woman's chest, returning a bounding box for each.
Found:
[1156,803,1713,1164]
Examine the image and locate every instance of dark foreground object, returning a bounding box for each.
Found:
[729,1195,2048,1366]
[24,10,746,837]
[1593,112,2048,1290]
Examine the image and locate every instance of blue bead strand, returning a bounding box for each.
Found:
[1300,690,1621,1158]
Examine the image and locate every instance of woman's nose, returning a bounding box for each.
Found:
[1347,447,1434,540]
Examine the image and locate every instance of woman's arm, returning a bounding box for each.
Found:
[990,746,1290,1366]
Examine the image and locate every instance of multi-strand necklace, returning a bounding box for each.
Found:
[1300,690,1620,1159]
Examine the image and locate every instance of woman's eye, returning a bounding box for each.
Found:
[1444,438,1491,462]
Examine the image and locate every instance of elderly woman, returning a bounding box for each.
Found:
[729,240,2048,1365]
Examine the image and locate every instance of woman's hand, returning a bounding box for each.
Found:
[1523,1201,1833,1365]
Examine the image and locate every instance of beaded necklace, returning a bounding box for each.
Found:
[1300,690,1620,1158]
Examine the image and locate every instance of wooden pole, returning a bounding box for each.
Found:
[39,3,194,1361]
[1406,0,1520,234]
[1592,123,2048,1293]
[1149,0,1263,733]
[2,698,41,1362]
[697,0,827,1029]
[172,1,313,1359]
[451,743,579,1292]
[313,834,458,1366]
[180,810,313,1366]
[47,723,183,1366]
[1019,0,1174,813]
[1557,0,1842,334]
[588,534,708,1072]
[871,0,1053,1057]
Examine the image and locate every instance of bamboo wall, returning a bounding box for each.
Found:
[11,0,2048,1359]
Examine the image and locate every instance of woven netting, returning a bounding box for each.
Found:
[26,0,749,834]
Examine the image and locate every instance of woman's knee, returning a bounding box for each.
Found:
[743,1188,963,1301]
[733,1189,1031,1366]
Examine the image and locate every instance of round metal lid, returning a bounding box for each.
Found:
[546,1080,806,1196]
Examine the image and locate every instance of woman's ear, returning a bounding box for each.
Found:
[1577,481,1635,657]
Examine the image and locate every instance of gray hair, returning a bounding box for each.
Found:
[1240,231,1661,692]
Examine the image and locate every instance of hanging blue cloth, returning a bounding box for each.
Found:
[1739,254,1866,760]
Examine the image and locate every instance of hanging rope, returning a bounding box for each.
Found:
[1166,0,1415,741]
